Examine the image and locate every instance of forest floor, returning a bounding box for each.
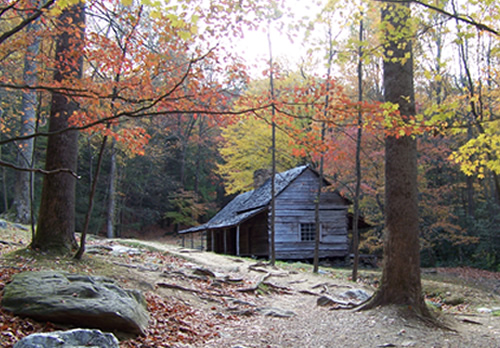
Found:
[1,223,500,348]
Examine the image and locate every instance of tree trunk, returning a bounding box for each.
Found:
[352,15,364,282]
[13,7,39,224]
[32,4,85,253]
[268,29,276,266]
[106,139,117,239]
[362,2,428,315]
[313,26,334,274]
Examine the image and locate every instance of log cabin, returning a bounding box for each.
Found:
[179,165,351,260]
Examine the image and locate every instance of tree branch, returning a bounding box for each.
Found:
[379,0,499,36]
[0,160,80,178]
[0,105,274,146]
[0,0,56,45]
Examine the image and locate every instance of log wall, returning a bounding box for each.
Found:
[271,169,349,259]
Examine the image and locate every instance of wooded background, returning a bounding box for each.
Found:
[0,0,498,271]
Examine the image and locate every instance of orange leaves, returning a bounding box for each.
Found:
[117,127,151,156]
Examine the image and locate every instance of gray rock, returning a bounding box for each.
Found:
[109,245,141,256]
[317,295,337,307]
[2,271,149,335]
[256,307,296,317]
[13,223,29,231]
[0,219,7,228]
[339,288,371,303]
[13,328,119,348]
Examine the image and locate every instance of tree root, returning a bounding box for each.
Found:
[355,290,455,331]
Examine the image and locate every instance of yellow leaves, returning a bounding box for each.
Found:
[178,30,192,41]
[450,121,500,179]
[49,0,85,16]
[217,115,300,194]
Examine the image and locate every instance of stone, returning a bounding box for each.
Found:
[13,329,119,348]
[317,295,337,307]
[256,307,296,318]
[477,307,492,313]
[339,288,371,303]
[109,245,142,256]
[2,271,149,335]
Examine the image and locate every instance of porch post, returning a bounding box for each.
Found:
[211,230,214,252]
[223,229,227,254]
[236,224,240,256]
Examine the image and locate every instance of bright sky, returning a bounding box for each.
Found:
[234,1,324,76]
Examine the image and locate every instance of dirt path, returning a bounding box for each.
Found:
[112,239,500,348]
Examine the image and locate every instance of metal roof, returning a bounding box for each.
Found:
[179,165,311,234]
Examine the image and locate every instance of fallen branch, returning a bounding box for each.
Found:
[248,266,270,273]
[262,281,294,295]
[237,273,272,293]
[299,289,321,296]
[112,261,159,272]
[288,279,307,285]
[312,282,350,289]
[317,295,360,309]
[0,240,22,246]
[156,282,202,294]
[460,318,483,325]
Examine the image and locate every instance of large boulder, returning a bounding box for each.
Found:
[1,271,149,335]
[13,329,119,348]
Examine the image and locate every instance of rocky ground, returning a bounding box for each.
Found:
[1,223,499,347]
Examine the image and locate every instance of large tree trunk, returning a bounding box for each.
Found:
[12,6,40,224]
[32,4,85,253]
[362,2,428,314]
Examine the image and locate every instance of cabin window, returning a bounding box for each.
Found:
[300,223,316,241]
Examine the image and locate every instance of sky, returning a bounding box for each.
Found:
[233,1,324,76]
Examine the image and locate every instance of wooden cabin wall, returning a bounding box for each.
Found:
[272,169,349,259]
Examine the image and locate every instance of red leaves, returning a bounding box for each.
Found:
[121,293,220,347]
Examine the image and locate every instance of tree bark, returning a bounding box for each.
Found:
[362,2,428,315]
[106,139,117,239]
[32,4,85,253]
[268,29,276,266]
[313,26,334,274]
[352,16,364,283]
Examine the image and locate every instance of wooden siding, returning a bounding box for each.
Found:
[271,169,349,259]
[206,167,349,260]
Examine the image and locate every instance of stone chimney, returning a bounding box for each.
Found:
[253,168,271,189]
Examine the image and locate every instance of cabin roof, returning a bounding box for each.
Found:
[179,165,314,234]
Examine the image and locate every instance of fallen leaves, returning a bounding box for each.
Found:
[121,292,221,347]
